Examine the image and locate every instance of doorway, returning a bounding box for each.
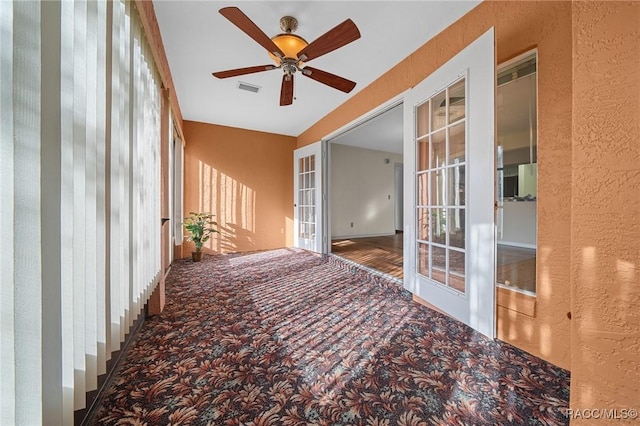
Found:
[327,102,405,279]
[306,28,531,339]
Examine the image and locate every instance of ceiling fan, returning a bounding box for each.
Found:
[212,7,361,106]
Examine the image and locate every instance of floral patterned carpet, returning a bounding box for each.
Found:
[93,248,570,425]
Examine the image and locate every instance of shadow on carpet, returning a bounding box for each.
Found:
[93,248,570,425]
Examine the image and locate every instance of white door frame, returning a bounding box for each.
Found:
[293,142,323,253]
[321,95,406,256]
[394,163,404,231]
[403,28,496,338]
[322,140,330,254]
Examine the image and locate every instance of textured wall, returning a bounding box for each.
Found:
[183,121,296,254]
[298,2,573,369]
[571,1,640,418]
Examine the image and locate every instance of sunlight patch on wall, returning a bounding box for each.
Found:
[581,246,596,288]
[364,201,380,222]
[616,259,635,286]
[539,324,552,357]
[581,246,597,331]
[199,161,256,252]
[537,246,552,298]
[616,259,636,321]
[286,217,294,247]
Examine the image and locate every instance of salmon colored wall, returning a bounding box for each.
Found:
[570,1,640,418]
[183,121,296,254]
[299,2,573,369]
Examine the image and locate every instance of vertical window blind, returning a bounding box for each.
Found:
[1,1,163,423]
[1,1,43,425]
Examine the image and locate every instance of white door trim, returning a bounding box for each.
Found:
[394,163,404,231]
[293,142,323,253]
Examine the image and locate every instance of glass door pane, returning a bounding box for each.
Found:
[298,154,316,247]
[415,77,467,294]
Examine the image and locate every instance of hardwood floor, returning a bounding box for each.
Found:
[331,233,403,278]
[496,245,536,293]
[331,235,537,293]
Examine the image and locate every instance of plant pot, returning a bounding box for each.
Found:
[192,251,203,262]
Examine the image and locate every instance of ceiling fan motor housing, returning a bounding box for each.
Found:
[279,16,298,33]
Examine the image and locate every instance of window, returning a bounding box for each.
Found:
[496,52,537,295]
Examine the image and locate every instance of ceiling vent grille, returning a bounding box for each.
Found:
[237,82,261,93]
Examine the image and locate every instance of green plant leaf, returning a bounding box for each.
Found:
[183,211,219,249]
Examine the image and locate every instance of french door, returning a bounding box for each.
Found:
[403,28,496,337]
[293,142,323,252]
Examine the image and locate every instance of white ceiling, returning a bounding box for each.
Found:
[330,103,404,154]
[153,1,481,137]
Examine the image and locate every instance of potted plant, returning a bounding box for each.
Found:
[183,212,218,262]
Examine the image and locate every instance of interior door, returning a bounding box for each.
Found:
[403,28,495,338]
[294,142,323,252]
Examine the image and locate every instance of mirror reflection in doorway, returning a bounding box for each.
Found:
[496,52,537,294]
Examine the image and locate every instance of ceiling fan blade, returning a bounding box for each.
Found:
[212,64,276,79]
[296,19,360,62]
[301,66,356,93]
[280,74,294,106]
[219,7,285,58]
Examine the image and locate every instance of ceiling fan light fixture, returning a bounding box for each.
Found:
[268,33,308,65]
[214,7,360,105]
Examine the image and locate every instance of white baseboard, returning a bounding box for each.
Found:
[332,232,397,240]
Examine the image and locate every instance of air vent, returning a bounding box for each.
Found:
[237,82,261,93]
